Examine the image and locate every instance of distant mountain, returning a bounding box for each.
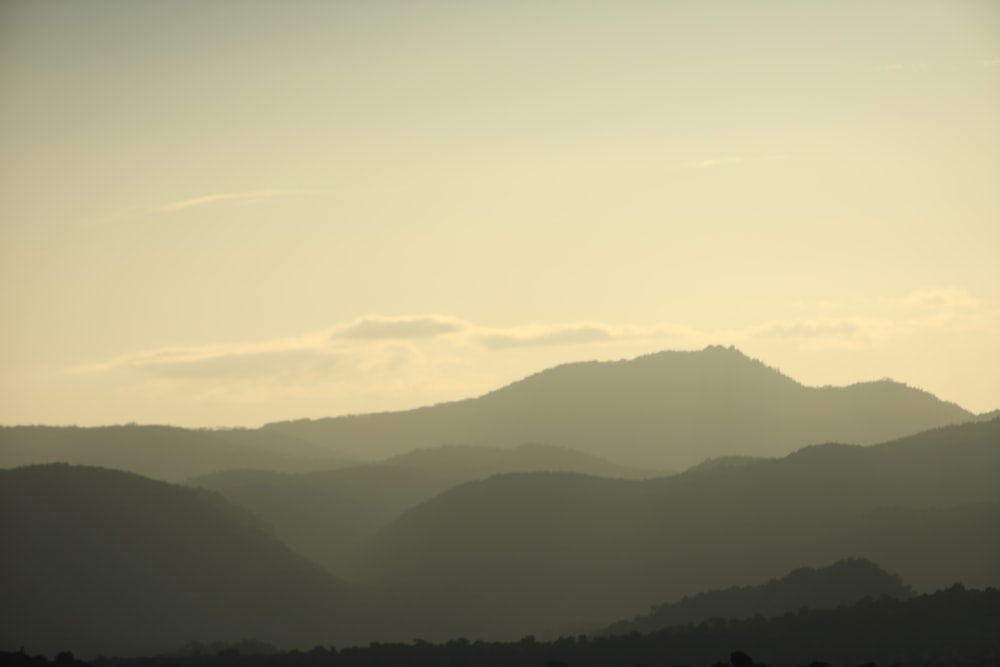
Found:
[0,425,353,481]
[189,443,659,573]
[0,464,363,658]
[381,442,664,478]
[264,346,974,468]
[601,558,913,636]
[683,454,762,473]
[354,418,1000,641]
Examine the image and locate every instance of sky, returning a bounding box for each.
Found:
[1,0,998,427]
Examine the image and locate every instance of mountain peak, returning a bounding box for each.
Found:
[259,347,972,468]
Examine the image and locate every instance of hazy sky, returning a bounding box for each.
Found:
[2,0,998,427]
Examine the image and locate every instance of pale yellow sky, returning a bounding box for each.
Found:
[2,1,998,426]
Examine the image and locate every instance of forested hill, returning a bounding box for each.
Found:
[601,557,913,636]
[26,586,1000,667]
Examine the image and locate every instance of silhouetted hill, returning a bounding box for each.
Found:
[189,444,659,573]
[601,558,913,636]
[0,464,363,658]
[684,454,762,473]
[264,346,973,468]
[0,425,353,481]
[382,442,663,478]
[65,586,1000,667]
[355,419,1000,641]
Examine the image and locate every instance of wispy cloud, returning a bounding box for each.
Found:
[73,331,340,379]
[72,302,988,392]
[159,188,328,213]
[687,154,787,169]
[331,315,468,341]
[751,318,893,349]
[901,289,979,310]
[976,57,1000,67]
[71,318,701,382]
[474,324,617,349]
[689,157,743,169]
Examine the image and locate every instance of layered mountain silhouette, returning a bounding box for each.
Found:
[189,443,657,572]
[1,348,977,475]
[0,425,351,481]
[1,348,994,661]
[353,418,1000,641]
[264,346,974,468]
[601,557,913,636]
[0,464,363,658]
[11,586,997,667]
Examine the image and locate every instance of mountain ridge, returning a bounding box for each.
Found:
[263,346,974,468]
[0,464,365,657]
[0,424,353,482]
[188,442,658,573]
[352,418,1000,640]
[600,557,914,636]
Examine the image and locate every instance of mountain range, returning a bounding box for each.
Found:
[353,418,1000,640]
[3,418,996,656]
[189,443,657,573]
[1,347,979,476]
[0,424,351,482]
[1,346,996,660]
[264,346,975,468]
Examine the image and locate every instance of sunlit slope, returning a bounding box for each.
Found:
[0,424,352,481]
[0,464,361,657]
[266,346,974,468]
[189,443,658,573]
[356,419,1000,640]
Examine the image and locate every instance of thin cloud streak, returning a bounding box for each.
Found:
[900,289,979,310]
[475,324,615,349]
[688,154,787,169]
[751,318,894,350]
[70,318,700,380]
[331,315,469,341]
[159,189,329,213]
[689,157,743,169]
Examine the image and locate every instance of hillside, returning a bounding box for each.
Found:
[189,443,658,572]
[0,425,352,481]
[264,346,974,468]
[601,557,913,636]
[0,464,363,657]
[381,442,662,478]
[68,586,1000,667]
[354,418,1000,641]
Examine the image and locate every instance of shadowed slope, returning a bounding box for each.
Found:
[0,465,362,658]
[356,419,1000,640]
[189,443,659,573]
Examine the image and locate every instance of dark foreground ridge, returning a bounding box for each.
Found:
[10,585,997,667]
